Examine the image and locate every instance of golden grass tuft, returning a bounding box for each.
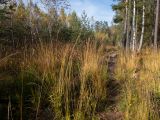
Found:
[22,41,108,119]
[116,51,160,120]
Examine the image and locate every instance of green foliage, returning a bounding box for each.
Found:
[0,0,112,50]
[0,0,16,20]
[113,15,123,23]
[112,3,125,11]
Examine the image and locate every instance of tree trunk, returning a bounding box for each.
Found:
[10,13,14,49]
[122,0,128,48]
[154,0,159,51]
[135,10,138,50]
[126,0,131,52]
[132,0,136,52]
[138,2,145,52]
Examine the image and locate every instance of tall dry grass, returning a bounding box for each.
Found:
[2,42,160,120]
[116,51,160,120]
[22,41,108,119]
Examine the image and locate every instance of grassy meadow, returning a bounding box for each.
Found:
[0,41,160,120]
[0,41,109,120]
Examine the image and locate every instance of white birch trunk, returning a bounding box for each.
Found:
[138,3,145,52]
[132,0,136,52]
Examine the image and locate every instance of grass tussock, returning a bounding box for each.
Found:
[17,41,108,120]
[116,51,160,120]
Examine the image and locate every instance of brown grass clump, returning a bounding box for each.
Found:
[21,41,108,119]
[116,51,160,120]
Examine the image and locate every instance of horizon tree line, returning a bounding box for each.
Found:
[0,0,113,52]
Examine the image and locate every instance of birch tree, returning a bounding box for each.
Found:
[138,0,145,52]
[154,0,159,51]
[132,0,136,51]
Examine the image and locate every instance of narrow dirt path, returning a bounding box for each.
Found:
[98,50,124,120]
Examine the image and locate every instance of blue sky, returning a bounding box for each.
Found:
[22,0,115,25]
[69,0,115,25]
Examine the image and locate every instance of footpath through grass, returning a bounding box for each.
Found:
[0,42,160,120]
